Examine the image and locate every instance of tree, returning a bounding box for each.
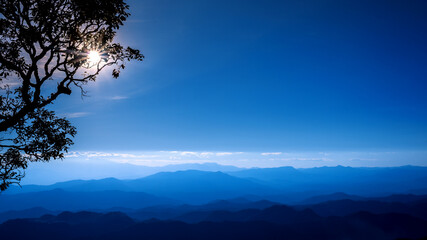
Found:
[0,0,144,191]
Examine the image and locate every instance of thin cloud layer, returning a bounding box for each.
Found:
[64,150,427,168]
[261,152,282,156]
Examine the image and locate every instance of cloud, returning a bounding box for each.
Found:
[65,151,251,166]
[64,112,90,118]
[177,151,215,158]
[200,152,214,157]
[62,150,427,168]
[111,96,128,100]
[261,152,282,156]
[173,151,240,158]
[216,152,234,156]
[278,158,330,162]
[348,158,378,162]
[179,151,200,157]
[67,151,160,159]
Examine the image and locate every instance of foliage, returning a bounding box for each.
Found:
[0,0,143,190]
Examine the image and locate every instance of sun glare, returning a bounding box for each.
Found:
[87,50,101,65]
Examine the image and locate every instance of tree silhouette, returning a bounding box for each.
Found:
[0,0,143,190]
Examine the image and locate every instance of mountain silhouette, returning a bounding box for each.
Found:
[1,209,426,240]
[228,165,427,196]
[0,189,177,211]
[7,166,427,201]
[22,162,244,185]
[126,170,272,202]
[0,207,57,223]
[297,198,427,220]
[5,170,272,203]
[123,199,279,221]
[299,192,366,204]
[175,204,320,224]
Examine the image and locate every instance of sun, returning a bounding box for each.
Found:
[87,50,101,65]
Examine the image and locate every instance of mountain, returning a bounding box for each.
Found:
[5,170,273,204]
[228,165,427,196]
[197,198,277,211]
[175,204,320,224]
[126,199,279,221]
[0,189,178,211]
[299,192,366,204]
[39,211,135,226]
[1,209,427,240]
[4,177,129,194]
[3,165,427,207]
[127,170,273,203]
[299,199,409,217]
[227,166,302,183]
[102,214,427,240]
[0,207,58,223]
[0,211,136,240]
[296,197,427,220]
[372,194,427,203]
[300,192,427,205]
[22,161,244,185]
[12,190,415,224]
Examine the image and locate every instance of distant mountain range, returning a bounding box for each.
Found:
[22,162,244,185]
[227,165,427,195]
[5,165,427,204]
[4,170,274,204]
[0,189,177,212]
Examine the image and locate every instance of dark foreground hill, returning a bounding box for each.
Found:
[297,198,427,219]
[1,207,427,240]
[174,205,321,224]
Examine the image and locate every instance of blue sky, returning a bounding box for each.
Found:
[48,0,427,169]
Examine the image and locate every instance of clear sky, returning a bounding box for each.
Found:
[47,0,426,169]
